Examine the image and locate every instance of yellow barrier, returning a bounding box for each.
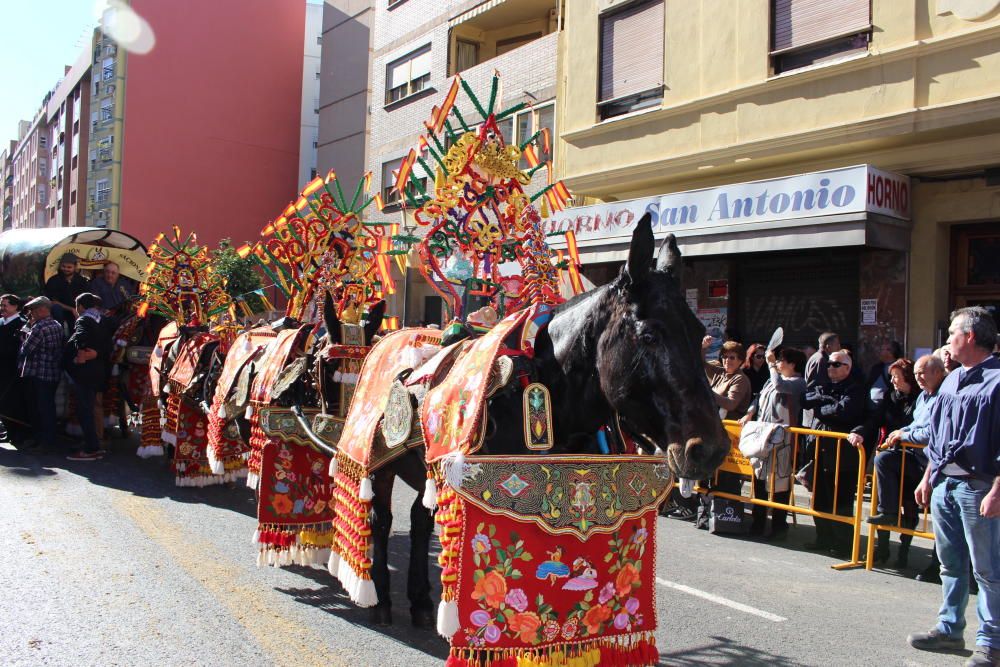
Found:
[865,440,934,571]
[697,420,868,570]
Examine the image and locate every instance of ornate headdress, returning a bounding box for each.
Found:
[386,73,576,323]
[139,226,231,325]
[247,171,393,325]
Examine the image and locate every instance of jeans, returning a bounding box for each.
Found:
[70,379,100,453]
[29,377,58,448]
[932,476,1000,649]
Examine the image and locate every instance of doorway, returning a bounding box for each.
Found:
[950,222,1000,319]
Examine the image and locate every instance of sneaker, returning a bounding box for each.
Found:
[966,647,1000,666]
[908,628,965,652]
[670,507,697,522]
[66,450,103,461]
[867,512,899,526]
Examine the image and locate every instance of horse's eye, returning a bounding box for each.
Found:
[640,331,657,345]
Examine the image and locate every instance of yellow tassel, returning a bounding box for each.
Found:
[540,197,549,219]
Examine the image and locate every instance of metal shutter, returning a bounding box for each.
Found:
[599,1,664,103]
[771,0,870,53]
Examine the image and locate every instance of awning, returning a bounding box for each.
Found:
[448,0,505,27]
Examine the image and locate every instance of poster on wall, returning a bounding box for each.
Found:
[708,279,729,299]
[861,299,878,326]
[698,307,728,360]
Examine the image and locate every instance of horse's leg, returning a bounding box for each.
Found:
[369,465,396,626]
[397,450,435,627]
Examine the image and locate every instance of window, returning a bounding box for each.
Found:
[94,81,100,96]
[96,179,111,203]
[71,155,78,170]
[771,0,871,74]
[455,40,479,73]
[386,46,432,104]
[39,159,47,178]
[316,35,322,45]
[39,136,47,149]
[71,190,76,205]
[381,157,428,208]
[598,0,665,120]
[496,33,541,57]
[315,70,321,79]
[102,57,115,81]
[101,99,114,122]
[73,119,80,135]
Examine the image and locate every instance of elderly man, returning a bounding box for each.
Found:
[935,344,961,373]
[88,262,134,317]
[43,253,89,324]
[19,296,65,450]
[909,308,1000,667]
[801,349,867,555]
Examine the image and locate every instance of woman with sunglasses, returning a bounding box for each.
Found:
[739,346,809,539]
[742,343,769,398]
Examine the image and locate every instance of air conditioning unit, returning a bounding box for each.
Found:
[98,210,107,220]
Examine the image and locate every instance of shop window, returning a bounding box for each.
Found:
[385,46,431,105]
[598,0,664,120]
[770,0,871,75]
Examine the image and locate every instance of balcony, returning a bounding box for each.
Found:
[448,0,558,76]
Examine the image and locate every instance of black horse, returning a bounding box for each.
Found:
[329,212,730,626]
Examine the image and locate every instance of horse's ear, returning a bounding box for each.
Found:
[364,300,387,343]
[324,292,341,345]
[656,233,682,277]
[624,212,654,286]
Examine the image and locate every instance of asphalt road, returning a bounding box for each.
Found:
[0,437,980,667]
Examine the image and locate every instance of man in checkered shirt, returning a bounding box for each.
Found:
[19,297,65,450]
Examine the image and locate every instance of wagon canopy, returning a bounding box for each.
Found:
[0,227,149,297]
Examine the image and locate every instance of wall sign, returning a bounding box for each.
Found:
[860,299,878,326]
[547,165,910,248]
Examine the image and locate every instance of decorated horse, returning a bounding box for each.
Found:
[136,228,236,486]
[235,173,396,566]
[317,75,730,666]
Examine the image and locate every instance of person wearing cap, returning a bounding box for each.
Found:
[18,296,65,450]
[64,293,112,461]
[43,252,90,324]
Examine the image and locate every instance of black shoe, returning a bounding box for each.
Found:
[916,567,942,584]
[867,512,899,526]
[873,544,890,566]
[908,628,965,652]
[966,646,1000,666]
[670,507,697,522]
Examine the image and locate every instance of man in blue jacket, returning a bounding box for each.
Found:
[909,307,1000,667]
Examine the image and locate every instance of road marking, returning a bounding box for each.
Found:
[114,494,350,667]
[656,577,787,622]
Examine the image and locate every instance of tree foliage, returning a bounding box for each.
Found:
[211,238,264,313]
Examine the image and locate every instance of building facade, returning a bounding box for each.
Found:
[1,140,16,230]
[46,49,93,228]
[364,0,561,325]
[300,2,323,186]
[555,0,1000,364]
[10,111,50,230]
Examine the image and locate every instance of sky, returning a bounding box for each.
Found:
[0,1,100,145]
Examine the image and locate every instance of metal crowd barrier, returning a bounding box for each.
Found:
[696,420,868,570]
[865,440,934,571]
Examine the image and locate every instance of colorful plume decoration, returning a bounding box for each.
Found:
[139,227,231,325]
[251,170,388,323]
[386,72,572,321]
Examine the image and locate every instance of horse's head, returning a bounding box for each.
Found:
[559,213,728,481]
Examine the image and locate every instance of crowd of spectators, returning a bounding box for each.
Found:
[660,307,999,665]
[0,253,134,462]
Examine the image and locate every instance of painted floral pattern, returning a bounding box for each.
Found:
[460,515,652,649]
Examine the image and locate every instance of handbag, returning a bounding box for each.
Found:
[738,421,786,459]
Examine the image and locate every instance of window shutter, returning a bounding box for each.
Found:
[772,0,870,53]
[387,60,409,90]
[599,1,664,103]
[410,49,432,79]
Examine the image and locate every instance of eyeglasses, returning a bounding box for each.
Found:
[721,355,740,361]
[828,361,849,369]
[753,353,765,359]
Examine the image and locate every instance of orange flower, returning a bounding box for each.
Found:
[582,604,612,634]
[614,562,640,597]
[507,611,542,644]
[271,493,293,514]
[471,571,507,609]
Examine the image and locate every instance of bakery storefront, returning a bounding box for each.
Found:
[546,165,911,367]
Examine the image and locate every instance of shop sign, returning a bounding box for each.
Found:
[546,165,910,246]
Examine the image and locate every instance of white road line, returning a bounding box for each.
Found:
[656,577,787,622]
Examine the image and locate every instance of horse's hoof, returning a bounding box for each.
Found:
[369,606,393,626]
[410,607,434,629]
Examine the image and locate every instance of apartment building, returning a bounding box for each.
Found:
[364,0,561,324]
[1,140,15,230]
[554,0,1000,364]
[10,111,50,230]
[45,49,94,228]
[299,2,323,186]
